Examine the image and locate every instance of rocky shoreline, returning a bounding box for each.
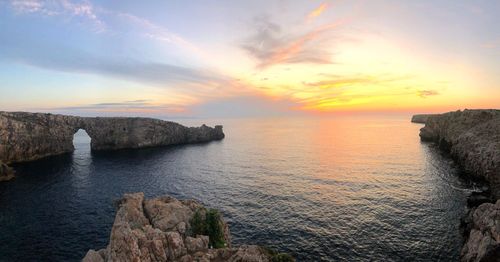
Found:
[83,193,293,262]
[415,109,500,262]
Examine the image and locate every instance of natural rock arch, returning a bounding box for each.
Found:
[0,112,224,164]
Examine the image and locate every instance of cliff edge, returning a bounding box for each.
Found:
[411,114,438,124]
[418,109,500,262]
[83,193,293,262]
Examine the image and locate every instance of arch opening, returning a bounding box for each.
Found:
[73,129,91,153]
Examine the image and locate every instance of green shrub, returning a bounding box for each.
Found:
[191,209,206,236]
[271,253,294,262]
[205,209,225,248]
[189,208,226,248]
[263,247,295,262]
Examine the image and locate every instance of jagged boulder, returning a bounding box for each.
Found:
[83,193,293,262]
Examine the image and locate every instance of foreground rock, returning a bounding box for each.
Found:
[418,109,500,262]
[83,193,293,262]
[411,114,438,123]
[0,111,224,176]
[460,200,500,261]
[0,161,14,182]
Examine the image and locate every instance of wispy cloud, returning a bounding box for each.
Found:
[303,74,412,89]
[241,15,344,69]
[417,90,440,98]
[44,100,187,115]
[307,2,329,21]
[2,0,245,100]
[304,77,375,89]
[481,38,500,49]
[7,0,201,55]
[111,11,204,56]
[9,0,105,32]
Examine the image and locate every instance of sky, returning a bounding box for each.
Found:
[0,0,499,118]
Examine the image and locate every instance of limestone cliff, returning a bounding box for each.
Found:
[419,109,500,196]
[0,111,224,165]
[418,109,500,262]
[82,193,293,262]
[410,114,437,124]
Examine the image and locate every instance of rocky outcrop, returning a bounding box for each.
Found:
[0,111,224,165]
[411,114,437,123]
[82,193,293,262]
[0,161,14,182]
[418,109,500,262]
[460,200,500,262]
[418,109,500,197]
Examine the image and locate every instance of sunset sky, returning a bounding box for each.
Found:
[0,0,499,117]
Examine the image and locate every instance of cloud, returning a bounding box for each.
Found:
[481,38,500,49]
[111,11,204,56]
[307,2,329,21]
[9,0,105,32]
[241,16,344,69]
[189,95,304,118]
[303,74,413,89]
[7,0,200,54]
[42,100,187,116]
[2,43,220,85]
[0,29,254,103]
[304,77,375,89]
[417,90,440,98]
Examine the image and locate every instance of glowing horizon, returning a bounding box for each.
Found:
[0,0,499,117]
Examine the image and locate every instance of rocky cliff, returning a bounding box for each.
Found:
[82,193,293,262]
[419,109,500,197]
[411,114,438,124]
[418,109,500,262]
[0,111,224,165]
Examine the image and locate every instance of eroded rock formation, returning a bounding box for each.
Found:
[0,111,224,165]
[418,109,500,262]
[82,193,293,262]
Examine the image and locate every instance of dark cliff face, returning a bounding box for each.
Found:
[419,109,500,196]
[418,109,500,262]
[0,111,224,164]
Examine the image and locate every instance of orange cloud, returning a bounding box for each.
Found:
[308,2,329,20]
[258,21,344,68]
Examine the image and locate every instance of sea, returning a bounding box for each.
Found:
[0,115,478,261]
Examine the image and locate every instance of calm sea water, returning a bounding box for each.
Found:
[0,116,476,261]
